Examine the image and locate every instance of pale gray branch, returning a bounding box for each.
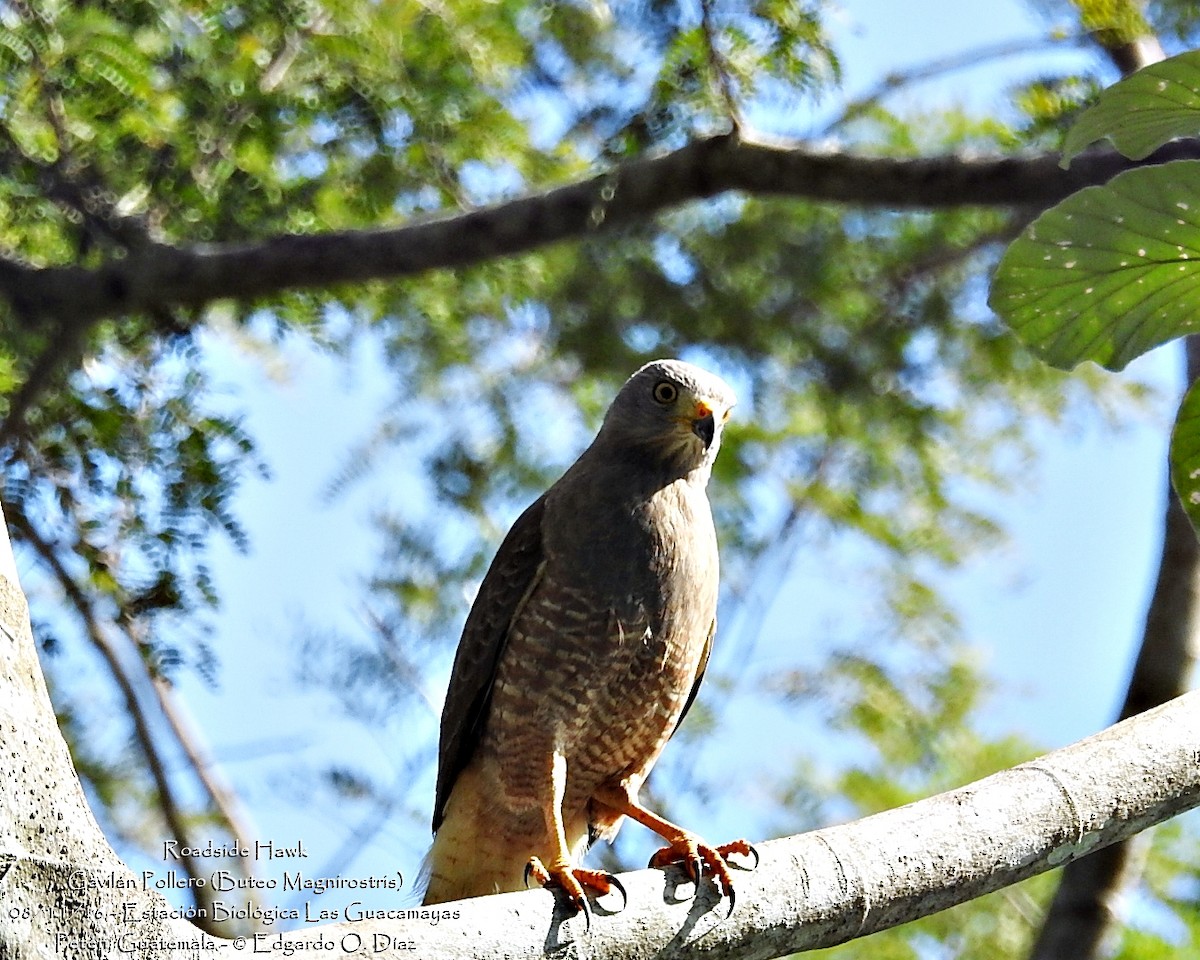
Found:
[2,540,1198,958]
[274,693,1200,960]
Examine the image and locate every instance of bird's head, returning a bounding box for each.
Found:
[596,359,737,478]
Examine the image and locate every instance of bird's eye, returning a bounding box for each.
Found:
[652,381,678,405]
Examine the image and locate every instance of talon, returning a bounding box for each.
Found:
[647,833,749,910]
[526,856,585,912]
[526,857,620,927]
[605,872,628,912]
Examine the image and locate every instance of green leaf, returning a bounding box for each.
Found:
[989,161,1200,371]
[1171,376,1200,535]
[1061,49,1200,166]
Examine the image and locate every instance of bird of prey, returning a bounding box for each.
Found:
[422,359,752,914]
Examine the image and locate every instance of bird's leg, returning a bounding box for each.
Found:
[524,753,622,924]
[592,783,756,905]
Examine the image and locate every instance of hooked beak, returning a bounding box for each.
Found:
[691,400,717,449]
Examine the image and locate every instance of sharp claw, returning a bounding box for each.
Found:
[606,873,628,912]
[525,858,618,930]
[647,837,752,913]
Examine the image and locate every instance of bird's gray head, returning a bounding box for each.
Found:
[595,359,737,478]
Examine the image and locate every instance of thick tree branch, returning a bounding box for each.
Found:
[341,693,1200,960]
[2,503,1199,956]
[0,133,1194,447]
[2,135,1197,335]
[3,502,266,935]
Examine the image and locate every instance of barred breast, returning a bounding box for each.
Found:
[479,475,717,835]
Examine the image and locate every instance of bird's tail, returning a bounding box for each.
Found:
[421,763,591,905]
[422,764,528,904]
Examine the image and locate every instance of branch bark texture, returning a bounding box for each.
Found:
[3,136,1199,332]
[2,542,1198,958]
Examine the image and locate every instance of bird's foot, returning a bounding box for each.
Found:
[648,835,758,913]
[525,857,626,929]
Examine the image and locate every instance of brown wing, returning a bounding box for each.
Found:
[672,617,715,737]
[431,495,546,831]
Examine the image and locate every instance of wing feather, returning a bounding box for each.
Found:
[431,495,546,831]
[672,617,715,738]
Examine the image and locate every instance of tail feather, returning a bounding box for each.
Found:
[423,764,527,904]
[422,763,590,905]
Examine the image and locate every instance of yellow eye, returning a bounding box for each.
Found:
[652,381,678,405]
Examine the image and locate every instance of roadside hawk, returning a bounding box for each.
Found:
[422,359,752,913]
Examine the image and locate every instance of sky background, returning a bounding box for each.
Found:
[13,0,1193,935]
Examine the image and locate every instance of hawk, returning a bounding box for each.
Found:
[422,359,752,914]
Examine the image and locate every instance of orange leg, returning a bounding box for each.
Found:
[592,783,756,903]
[524,754,625,926]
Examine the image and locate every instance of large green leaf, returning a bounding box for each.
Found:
[989,161,1200,370]
[1061,50,1200,165]
[1171,375,1200,533]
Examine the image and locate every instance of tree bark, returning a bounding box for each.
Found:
[2,503,1199,960]
[1,136,1198,333]
[3,129,1183,447]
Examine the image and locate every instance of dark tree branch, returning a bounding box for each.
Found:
[1121,439,1200,724]
[1029,348,1200,960]
[0,133,1195,446]
[0,320,87,449]
[1,135,1197,334]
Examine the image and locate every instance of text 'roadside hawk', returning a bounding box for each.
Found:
[422,359,752,914]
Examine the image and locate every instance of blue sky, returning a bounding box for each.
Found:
[27,0,1190,933]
